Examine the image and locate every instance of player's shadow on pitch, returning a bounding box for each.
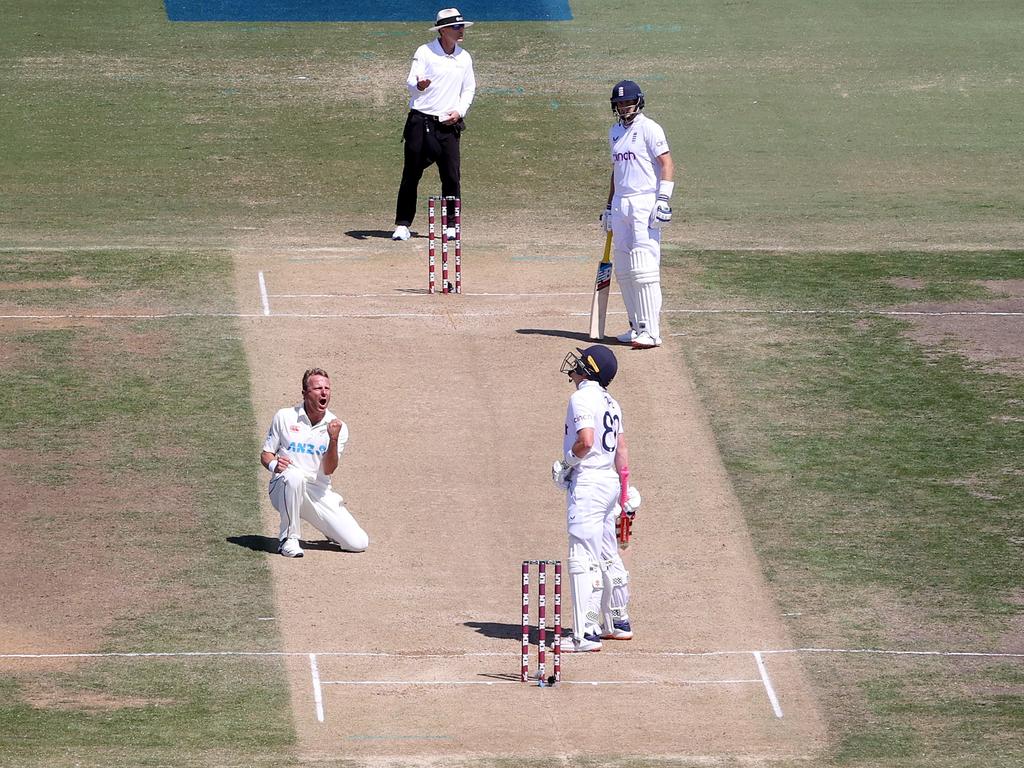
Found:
[516,328,595,342]
[465,621,566,645]
[345,229,400,240]
[226,535,351,554]
[227,534,279,553]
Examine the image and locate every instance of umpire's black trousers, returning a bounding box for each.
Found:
[394,110,463,227]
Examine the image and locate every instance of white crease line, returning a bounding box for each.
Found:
[309,653,325,723]
[320,678,763,687]
[268,291,604,298]
[764,648,1024,658]
[2,308,1020,321]
[286,247,367,253]
[2,244,1019,254]
[1,648,1021,660]
[257,271,271,316]
[0,245,219,252]
[662,308,1024,317]
[753,651,783,719]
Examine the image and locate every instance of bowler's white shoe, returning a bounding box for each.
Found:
[616,328,637,344]
[279,537,304,558]
[631,331,661,349]
[392,225,411,241]
[562,633,602,653]
[445,226,458,240]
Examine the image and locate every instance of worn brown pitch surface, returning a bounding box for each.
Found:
[234,228,825,763]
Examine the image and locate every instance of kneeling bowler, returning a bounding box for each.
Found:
[261,367,369,558]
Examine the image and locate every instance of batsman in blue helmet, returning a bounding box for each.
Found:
[600,80,677,349]
[551,345,641,652]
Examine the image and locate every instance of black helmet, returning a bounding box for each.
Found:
[561,345,618,387]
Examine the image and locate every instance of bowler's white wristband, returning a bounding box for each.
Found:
[267,459,278,474]
[564,449,583,467]
[657,180,675,200]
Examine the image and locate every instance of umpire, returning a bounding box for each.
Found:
[392,8,476,241]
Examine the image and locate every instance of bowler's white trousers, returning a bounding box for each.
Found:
[269,467,369,551]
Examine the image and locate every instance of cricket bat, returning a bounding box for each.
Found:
[616,512,632,549]
[588,231,613,340]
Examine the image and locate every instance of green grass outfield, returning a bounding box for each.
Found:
[2,1,1022,766]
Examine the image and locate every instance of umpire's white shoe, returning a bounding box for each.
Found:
[278,537,304,558]
[616,328,637,344]
[563,633,602,653]
[631,331,661,349]
[392,225,411,241]
[445,226,458,240]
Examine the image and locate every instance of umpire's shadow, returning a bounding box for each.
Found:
[345,229,403,240]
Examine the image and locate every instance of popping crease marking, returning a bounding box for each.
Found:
[4,648,1021,659]
[4,309,1021,321]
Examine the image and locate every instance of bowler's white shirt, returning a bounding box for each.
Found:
[563,380,623,474]
[263,404,348,489]
[406,39,476,118]
[609,113,670,197]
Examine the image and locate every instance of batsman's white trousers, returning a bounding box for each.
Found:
[269,467,368,551]
[567,471,621,632]
[610,192,661,267]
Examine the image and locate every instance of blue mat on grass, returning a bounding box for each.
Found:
[164,1,572,22]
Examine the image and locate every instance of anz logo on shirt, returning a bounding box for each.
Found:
[288,441,328,456]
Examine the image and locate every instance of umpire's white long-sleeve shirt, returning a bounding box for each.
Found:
[406,39,476,118]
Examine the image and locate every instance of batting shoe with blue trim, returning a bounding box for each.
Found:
[600,619,633,640]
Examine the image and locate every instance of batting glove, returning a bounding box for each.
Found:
[651,200,672,228]
[551,459,573,490]
[650,180,674,229]
[621,485,641,517]
[600,204,612,233]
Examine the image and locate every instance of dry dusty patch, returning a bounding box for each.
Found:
[1,324,197,656]
[0,276,95,291]
[896,279,1024,376]
[21,680,175,712]
[0,466,196,654]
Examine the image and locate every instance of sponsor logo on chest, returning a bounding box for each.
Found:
[288,440,328,456]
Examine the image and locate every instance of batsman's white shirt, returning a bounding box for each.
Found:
[563,380,624,476]
[262,404,348,490]
[609,113,670,197]
[406,39,476,118]
[564,381,623,587]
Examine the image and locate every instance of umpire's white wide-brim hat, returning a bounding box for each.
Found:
[430,8,473,31]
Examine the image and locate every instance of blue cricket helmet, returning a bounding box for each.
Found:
[578,344,618,387]
[611,80,644,104]
[610,80,645,123]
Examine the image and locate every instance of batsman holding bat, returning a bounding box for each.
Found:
[600,80,676,349]
[551,345,641,652]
